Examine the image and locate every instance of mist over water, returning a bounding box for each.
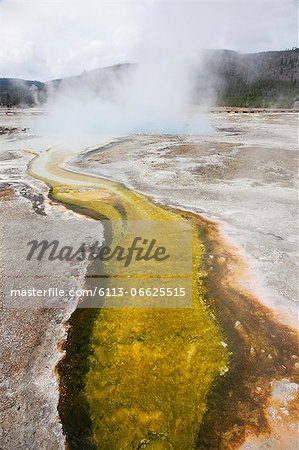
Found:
[39,62,211,140]
[28,0,297,144]
[34,2,217,141]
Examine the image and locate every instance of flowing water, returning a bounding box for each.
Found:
[29,147,228,449]
[28,143,298,450]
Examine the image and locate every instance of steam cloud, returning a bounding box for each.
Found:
[27,0,297,141]
[35,1,221,139]
[39,12,206,137]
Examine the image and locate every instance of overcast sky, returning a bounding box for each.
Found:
[0,0,297,81]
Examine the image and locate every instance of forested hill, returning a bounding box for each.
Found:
[0,48,298,108]
[205,48,299,107]
[0,78,46,106]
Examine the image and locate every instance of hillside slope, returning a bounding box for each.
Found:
[0,78,46,106]
[0,49,298,108]
[205,48,299,107]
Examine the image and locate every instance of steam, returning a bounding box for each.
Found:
[41,61,210,140]
[26,0,297,142]
[35,1,216,141]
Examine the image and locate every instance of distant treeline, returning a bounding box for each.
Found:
[0,78,46,107]
[217,79,298,108]
[209,48,299,107]
[1,48,298,108]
